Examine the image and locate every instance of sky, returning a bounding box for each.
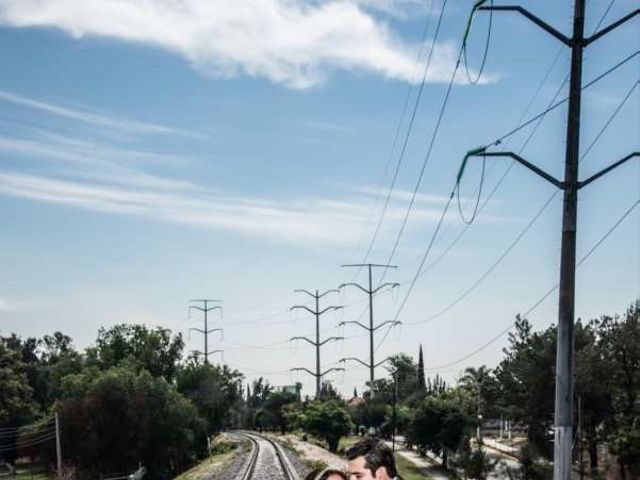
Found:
[0,0,638,398]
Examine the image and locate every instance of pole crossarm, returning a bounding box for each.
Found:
[290,367,317,377]
[374,358,392,368]
[294,288,341,298]
[290,305,317,315]
[341,263,399,269]
[340,320,371,331]
[192,349,223,356]
[321,367,345,376]
[189,327,223,334]
[319,306,343,315]
[585,9,639,45]
[339,282,371,295]
[340,357,371,369]
[467,150,564,188]
[373,320,402,332]
[319,336,344,346]
[479,5,571,45]
[290,336,317,346]
[189,305,223,313]
[372,282,401,295]
[578,152,639,189]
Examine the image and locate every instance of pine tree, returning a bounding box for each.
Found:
[418,344,426,391]
[353,387,358,398]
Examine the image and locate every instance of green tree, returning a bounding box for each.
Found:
[406,395,473,468]
[302,400,353,452]
[176,360,244,433]
[598,301,640,479]
[494,316,556,458]
[261,390,298,434]
[417,344,426,392]
[453,437,499,480]
[92,324,184,381]
[58,365,206,479]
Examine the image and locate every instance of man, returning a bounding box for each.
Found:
[346,438,403,480]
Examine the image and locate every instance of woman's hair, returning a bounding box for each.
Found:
[304,467,348,480]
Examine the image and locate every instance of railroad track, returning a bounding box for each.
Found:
[235,431,299,480]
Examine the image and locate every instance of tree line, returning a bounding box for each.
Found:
[0,300,637,479]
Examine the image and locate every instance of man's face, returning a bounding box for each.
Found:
[346,456,390,480]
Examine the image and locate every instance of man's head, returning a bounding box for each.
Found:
[345,438,398,480]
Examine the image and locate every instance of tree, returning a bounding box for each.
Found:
[261,390,298,434]
[58,365,207,479]
[459,366,499,429]
[598,301,640,479]
[92,324,184,381]
[386,353,418,403]
[320,381,341,400]
[494,316,556,458]
[0,342,39,464]
[301,400,353,452]
[406,395,473,468]
[417,344,426,392]
[176,360,244,433]
[453,437,499,480]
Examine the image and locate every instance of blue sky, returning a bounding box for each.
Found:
[0,0,638,397]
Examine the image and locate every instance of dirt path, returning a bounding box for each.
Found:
[273,434,346,471]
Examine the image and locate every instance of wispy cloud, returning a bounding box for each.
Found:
[0,0,483,88]
[302,120,354,133]
[351,185,455,205]
[0,90,205,138]
[0,171,462,248]
[0,132,200,191]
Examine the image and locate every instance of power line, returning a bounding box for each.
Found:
[359,0,450,270]
[388,54,639,327]
[424,197,640,372]
[372,28,636,355]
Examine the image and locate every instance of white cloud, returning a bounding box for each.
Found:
[0,90,204,138]
[0,0,472,88]
[0,171,459,248]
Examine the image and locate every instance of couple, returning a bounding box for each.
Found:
[304,438,403,480]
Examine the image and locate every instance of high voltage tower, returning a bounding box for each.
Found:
[339,263,400,398]
[290,289,344,399]
[188,299,223,364]
[458,1,639,479]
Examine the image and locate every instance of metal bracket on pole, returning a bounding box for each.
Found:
[578,152,639,189]
[585,9,639,45]
[466,150,564,188]
[478,5,571,45]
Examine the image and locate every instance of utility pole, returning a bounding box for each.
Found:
[339,263,400,398]
[290,289,344,399]
[189,299,223,364]
[55,411,62,480]
[462,2,639,478]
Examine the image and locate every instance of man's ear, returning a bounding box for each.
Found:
[374,466,388,479]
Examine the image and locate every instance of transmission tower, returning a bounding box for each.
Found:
[188,299,223,364]
[290,289,344,399]
[339,263,400,398]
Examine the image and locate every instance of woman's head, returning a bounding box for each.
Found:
[304,467,348,480]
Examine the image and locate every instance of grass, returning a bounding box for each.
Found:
[395,454,434,480]
[13,474,52,480]
[172,451,235,480]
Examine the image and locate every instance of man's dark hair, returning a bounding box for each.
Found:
[346,438,398,477]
